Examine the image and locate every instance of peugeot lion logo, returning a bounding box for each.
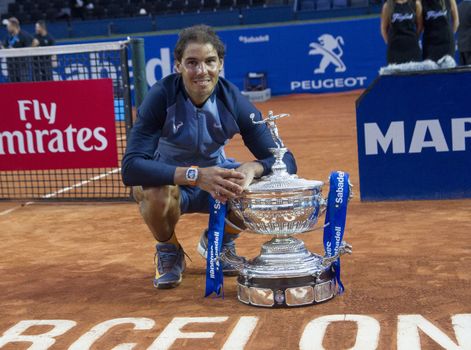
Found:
[309,34,346,74]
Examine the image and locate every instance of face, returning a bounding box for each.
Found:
[175,42,223,106]
[35,23,43,35]
[6,22,17,35]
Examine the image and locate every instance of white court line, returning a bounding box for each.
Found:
[0,201,34,216]
[41,168,121,199]
[0,168,121,216]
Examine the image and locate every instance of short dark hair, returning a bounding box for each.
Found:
[174,25,225,62]
[7,17,20,28]
[36,20,47,29]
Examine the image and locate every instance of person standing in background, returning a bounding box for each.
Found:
[421,0,459,62]
[32,20,55,48]
[381,0,423,64]
[32,20,56,81]
[458,0,471,65]
[1,17,33,82]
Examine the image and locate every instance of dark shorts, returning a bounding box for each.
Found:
[179,159,241,214]
[179,186,212,214]
[460,51,471,66]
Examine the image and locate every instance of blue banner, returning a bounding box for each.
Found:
[3,17,464,100]
[205,197,226,297]
[141,17,384,95]
[3,17,386,94]
[356,69,471,200]
[323,170,350,294]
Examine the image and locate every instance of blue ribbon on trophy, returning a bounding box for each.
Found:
[205,197,226,297]
[323,170,350,294]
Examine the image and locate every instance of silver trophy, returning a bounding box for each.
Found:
[224,111,352,308]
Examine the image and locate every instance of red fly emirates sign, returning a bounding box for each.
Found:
[0,79,118,170]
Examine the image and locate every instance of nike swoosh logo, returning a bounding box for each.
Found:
[173,122,183,133]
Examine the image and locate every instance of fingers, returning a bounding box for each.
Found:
[227,173,254,190]
[214,183,237,199]
[218,168,245,180]
[215,168,245,196]
[217,178,243,195]
[227,177,245,187]
[211,182,240,204]
[201,167,248,202]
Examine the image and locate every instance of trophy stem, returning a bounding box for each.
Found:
[269,147,289,177]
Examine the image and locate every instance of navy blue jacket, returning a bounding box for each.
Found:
[121,74,296,187]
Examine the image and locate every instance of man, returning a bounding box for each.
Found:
[121,25,297,289]
[1,17,33,82]
[33,20,55,48]
[32,20,56,81]
[458,0,471,65]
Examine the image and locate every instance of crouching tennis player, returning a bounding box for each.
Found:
[121,25,297,289]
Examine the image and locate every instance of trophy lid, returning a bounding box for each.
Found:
[245,174,323,193]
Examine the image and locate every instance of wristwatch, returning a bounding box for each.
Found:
[185,166,199,186]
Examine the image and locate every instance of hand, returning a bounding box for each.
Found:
[197,167,245,203]
[231,162,264,190]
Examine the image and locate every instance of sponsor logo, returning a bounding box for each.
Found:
[172,121,183,134]
[209,231,220,279]
[1,99,108,156]
[425,10,447,20]
[309,34,346,74]
[0,80,117,171]
[334,226,342,254]
[364,118,471,155]
[391,13,414,22]
[290,34,367,92]
[335,171,345,206]
[238,35,270,44]
[290,77,367,91]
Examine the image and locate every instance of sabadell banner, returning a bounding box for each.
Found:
[140,17,384,95]
[0,17,385,96]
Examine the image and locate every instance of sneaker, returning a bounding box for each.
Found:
[197,230,242,276]
[153,243,186,289]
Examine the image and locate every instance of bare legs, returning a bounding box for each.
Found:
[133,186,181,245]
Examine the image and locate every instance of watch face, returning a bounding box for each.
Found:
[187,168,197,181]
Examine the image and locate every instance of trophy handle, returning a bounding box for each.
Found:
[348,180,354,200]
[319,196,327,215]
[320,241,353,268]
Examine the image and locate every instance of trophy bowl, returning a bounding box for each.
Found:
[230,177,324,236]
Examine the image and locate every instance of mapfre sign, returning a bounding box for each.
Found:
[0,79,118,171]
[356,70,471,201]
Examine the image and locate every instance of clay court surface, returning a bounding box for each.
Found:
[1,91,470,349]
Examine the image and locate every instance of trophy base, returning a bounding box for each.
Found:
[234,237,337,308]
[237,270,336,308]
